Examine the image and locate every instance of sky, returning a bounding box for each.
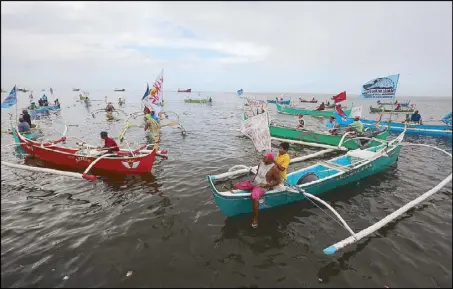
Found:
[1,1,452,96]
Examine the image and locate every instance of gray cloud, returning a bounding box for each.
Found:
[1,1,451,96]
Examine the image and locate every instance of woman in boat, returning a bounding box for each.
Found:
[227,152,283,228]
[297,114,305,128]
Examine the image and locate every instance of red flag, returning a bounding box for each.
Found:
[333,91,346,103]
[335,104,347,118]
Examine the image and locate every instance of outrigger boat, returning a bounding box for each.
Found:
[369,105,415,114]
[267,95,291,105]
[29,105,60,114]
[269,122,390,150]
[184,98,211,104]
[335,113,452,138]
[299,98,318,103]
[276,103,352,118]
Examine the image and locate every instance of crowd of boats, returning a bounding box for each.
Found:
[1,73,452,258]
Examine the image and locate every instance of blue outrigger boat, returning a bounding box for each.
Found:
[334,113,452,138]
[207,130,405,218]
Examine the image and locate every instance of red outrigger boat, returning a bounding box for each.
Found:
[9,126,165,181]
[177,88,191,93]
[299,98,318,103]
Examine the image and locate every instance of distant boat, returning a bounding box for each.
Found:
[73,88,80,91]
[114,88,125,92]
[1,89,6,93]
[178,88,191,93]
[17,88,28,92]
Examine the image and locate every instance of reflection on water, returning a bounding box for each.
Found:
[1,91,452,287]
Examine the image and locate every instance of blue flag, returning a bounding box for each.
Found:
[1,86,17,108]
[141,83,150,101]
[237,89,243,97]
[361,74,400,100]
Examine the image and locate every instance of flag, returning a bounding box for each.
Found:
[237,89,243,97]
[1,86,17,108]
[335,105,348,119]
[149,69,163,105]
[333,91,346,103]
[50,87,54,95]
[141,83,150,101]
[361,74,400,100]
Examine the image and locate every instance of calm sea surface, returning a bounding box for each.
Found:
[1,90,452,288]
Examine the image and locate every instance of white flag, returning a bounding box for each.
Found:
[351,106,363,118]
[240,113,271,152]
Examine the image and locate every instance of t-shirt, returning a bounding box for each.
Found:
[410,113,421,122]
[104,137,119,152]
[18,121,31,133]
[275,153,290,181]
[325,120,336,130]
[349,120,364,133]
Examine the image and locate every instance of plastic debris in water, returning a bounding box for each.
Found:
[126,271,133,277]
[63,276,69,280]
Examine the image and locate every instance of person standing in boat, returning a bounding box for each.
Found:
[274,142,290,183]
[410,110,422,124]
[98,131,120,154]
[297,114,305,128]
[54,99,60,108]
[105,102,115,112]
[325,116,339,135]
[228,152,283,228]
[17,118,31,133]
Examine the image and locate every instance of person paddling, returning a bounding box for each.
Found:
[98,131,119,154]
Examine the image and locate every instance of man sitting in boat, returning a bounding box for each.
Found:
[54,99,60,108]
[105,102,115,112]
[297,114,305,128]
[98,131,120,154]
[395,103,401,110]
[29,102,38,110]
[410,110,422,124]
[346,116,364,135]
[274,142,291,182]
[21,109,33,128]
[325,117,339,135]
[227,152,284,228]
[316,102,326,111]
[17,118,31,133]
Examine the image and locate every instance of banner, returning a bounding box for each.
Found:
[333,91,346,103]
[350,106,363,118]
[1,86,17,108]
[240,113,271,152]
[361,74,399,100]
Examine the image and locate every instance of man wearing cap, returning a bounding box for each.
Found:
[347,116,364,135]
[98,131,119,154]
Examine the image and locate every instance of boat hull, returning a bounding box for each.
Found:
[184,99,210,103]
[369,106,414,113]
[208,144,402,217]
[267,100,291,105]
[178,89,192,93]
[276,103,352,117]
[269,125,389,149]
[30,105,60,113]
[300,100,318,103]
[15,129,158,175]
[335,115,452,137]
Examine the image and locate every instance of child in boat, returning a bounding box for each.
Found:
[17,118,31,133]
[229,152,283,228]
[274,142,290,182]
[98,131,120,154]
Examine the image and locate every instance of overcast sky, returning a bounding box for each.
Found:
[1,1,452,96]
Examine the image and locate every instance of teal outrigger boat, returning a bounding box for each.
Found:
[276,103,352,117]
[207,129,404,218]
[269,124,390,150]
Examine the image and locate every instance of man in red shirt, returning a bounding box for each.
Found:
[99,131,120,154]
